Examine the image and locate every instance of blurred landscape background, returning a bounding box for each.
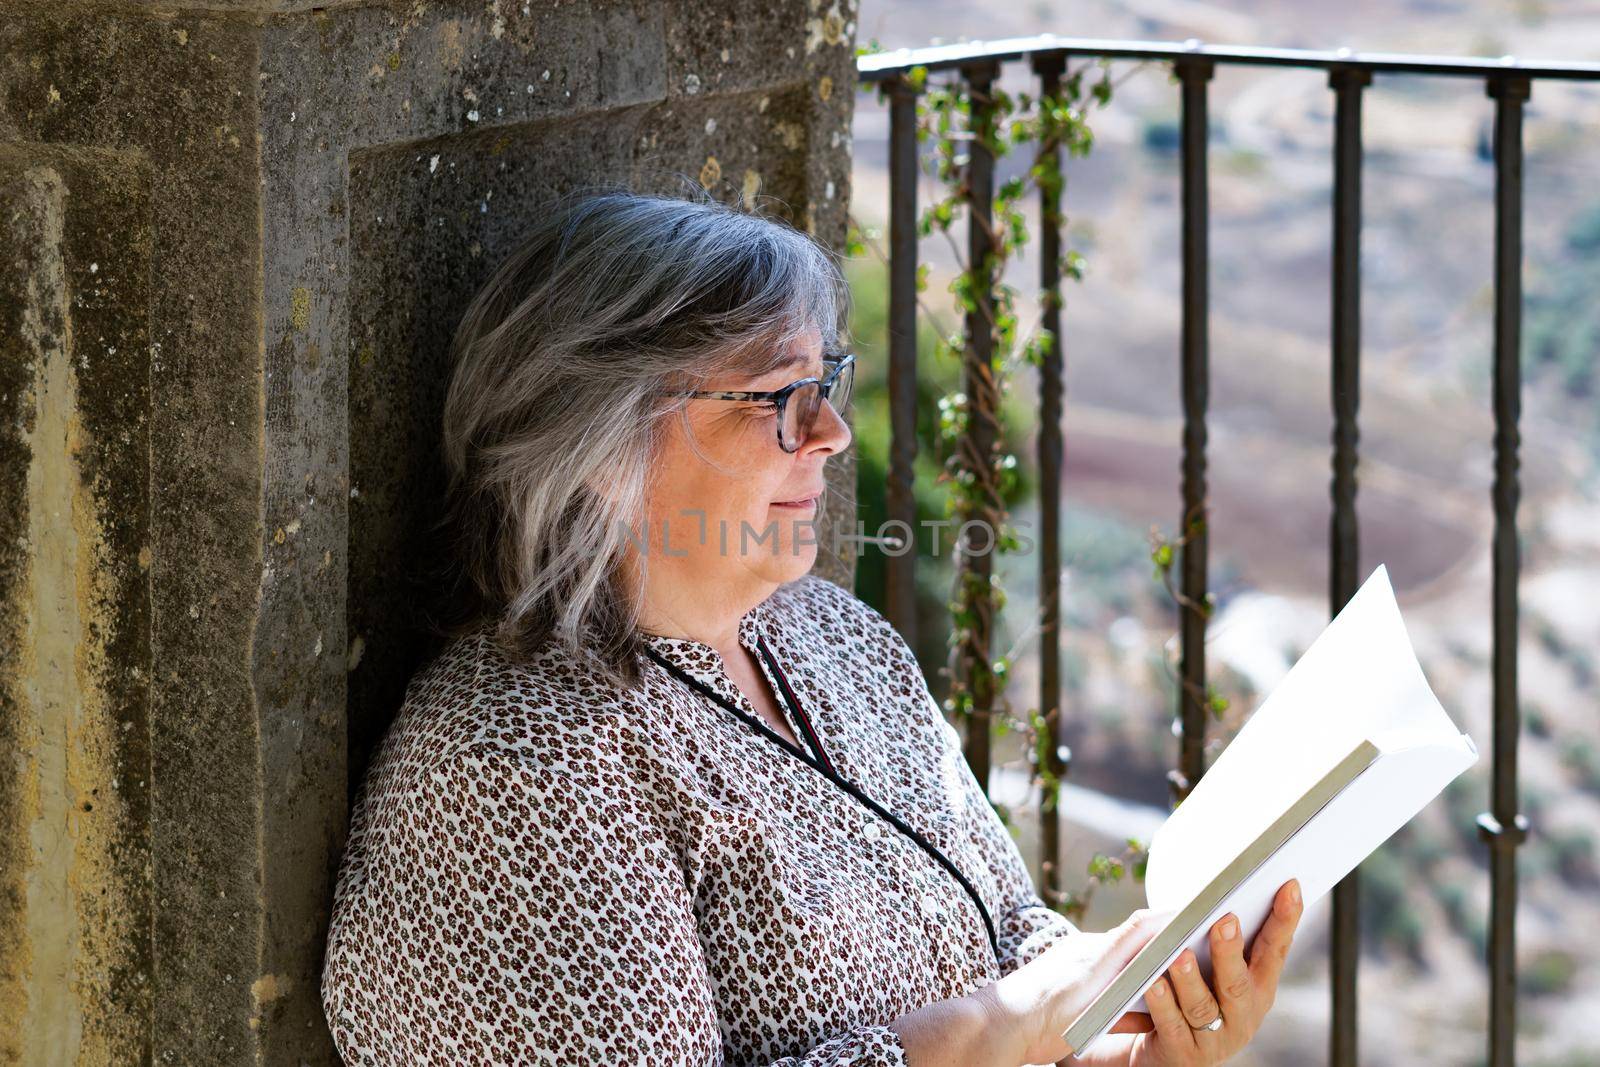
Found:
[843,2,1600,1064]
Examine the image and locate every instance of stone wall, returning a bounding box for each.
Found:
[0,1,859,1061]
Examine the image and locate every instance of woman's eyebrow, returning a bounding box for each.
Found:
[773,351,818,370]
[757,353,825,382]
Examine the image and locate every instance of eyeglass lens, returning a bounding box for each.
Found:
[780,359,855,450]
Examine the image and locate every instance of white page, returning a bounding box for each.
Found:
[1105,735,1476,1025]
[1085,563,1479,1026]
[1144,563,1465,912]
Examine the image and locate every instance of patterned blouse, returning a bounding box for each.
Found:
[320,572,1081,1065]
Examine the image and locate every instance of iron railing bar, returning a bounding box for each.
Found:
[1479,73,1533,1067]
[1169,55,1214,810]
[1328,63,1371,1067]
[1031,50,1069,903]
[859,34,1600,81]
[885,75,922,648]
[956,59,1000,794]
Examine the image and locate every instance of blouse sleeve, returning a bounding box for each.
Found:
[924,688,1084,979]
[321,738,911,1066]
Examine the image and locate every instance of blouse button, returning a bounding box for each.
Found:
[861,821,883,842]
[919,891,943,918]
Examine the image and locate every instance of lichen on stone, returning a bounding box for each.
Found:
[700,155,722,188]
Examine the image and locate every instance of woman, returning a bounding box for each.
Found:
[319,190,1303,1066]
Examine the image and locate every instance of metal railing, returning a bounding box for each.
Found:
[857,34,1600,1067]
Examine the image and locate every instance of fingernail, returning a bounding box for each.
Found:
[1221,916,1238,939]
[1150,980,1165,997]
[1179,952,1193,973]
[1290,880,1302,905]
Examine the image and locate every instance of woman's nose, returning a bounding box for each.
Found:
[803,395,852,455]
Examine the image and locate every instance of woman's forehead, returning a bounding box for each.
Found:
[735,334,828,385]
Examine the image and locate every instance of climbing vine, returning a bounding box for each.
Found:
[850,45,1228,925]
[1148,516,1232,736]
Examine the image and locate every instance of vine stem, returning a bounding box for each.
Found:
[854,53,1173,908]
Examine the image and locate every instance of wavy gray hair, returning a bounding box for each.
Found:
[426,188,850,690]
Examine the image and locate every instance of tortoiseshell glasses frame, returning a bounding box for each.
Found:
[666,351,856,453]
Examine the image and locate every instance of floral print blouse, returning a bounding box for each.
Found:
[320,572,1080,1065]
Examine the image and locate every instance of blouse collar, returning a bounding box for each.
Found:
[637,596,773,700]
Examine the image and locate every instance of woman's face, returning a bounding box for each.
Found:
[643,328,852,593]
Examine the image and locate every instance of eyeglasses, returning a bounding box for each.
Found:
[668,351,856,453]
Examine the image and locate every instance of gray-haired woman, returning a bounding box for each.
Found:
[319,190,1303,1066]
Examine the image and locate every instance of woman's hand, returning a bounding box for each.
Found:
[970,906,1177,1065]
[1123,878,1304,1067]
[968,878,1304,1067]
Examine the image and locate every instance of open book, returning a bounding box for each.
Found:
[1062,563,1480,1059]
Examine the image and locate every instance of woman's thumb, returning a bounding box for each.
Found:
[1103,909,1173,970]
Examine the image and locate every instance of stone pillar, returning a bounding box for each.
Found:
[0,1,859,1062]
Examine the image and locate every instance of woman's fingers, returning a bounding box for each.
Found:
[1208,911,1253,1024]
[1109,1010,1155,1035]
[1246,879,1304,1006]
[1143,975,1197,1057]
[1166,947,1223,1032]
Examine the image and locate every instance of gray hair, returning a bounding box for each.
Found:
[426,188,850,690]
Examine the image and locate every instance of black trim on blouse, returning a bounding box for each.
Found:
[643,635,1001,959]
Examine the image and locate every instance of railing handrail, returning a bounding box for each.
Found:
[857,33,1600,81]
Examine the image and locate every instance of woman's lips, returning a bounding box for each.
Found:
[771,494,819,509]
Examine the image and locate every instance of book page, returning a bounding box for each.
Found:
[1111,734,1475,1024]
[1143,563,1466,914]
[1071,563,1480,1041]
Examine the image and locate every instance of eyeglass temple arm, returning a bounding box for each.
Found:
[666,352,852,398]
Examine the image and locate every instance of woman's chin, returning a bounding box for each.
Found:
[747,537,819,583]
